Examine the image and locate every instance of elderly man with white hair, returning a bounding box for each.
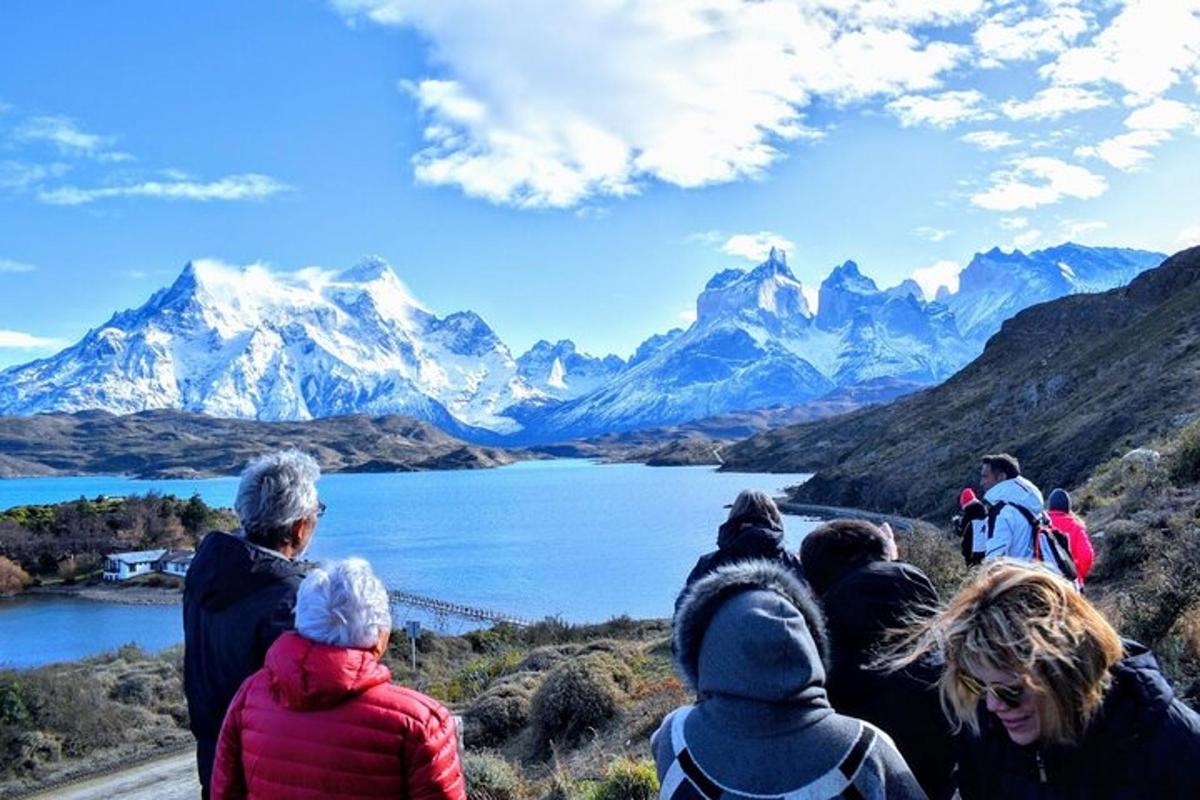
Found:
[184,449,324,798]
[211,559,466,800]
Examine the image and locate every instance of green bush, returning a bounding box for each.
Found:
[529,653,632,753]
[588,758,659,800]
[463,751,521,800]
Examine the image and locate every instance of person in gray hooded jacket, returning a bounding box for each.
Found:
[652,560,927,800]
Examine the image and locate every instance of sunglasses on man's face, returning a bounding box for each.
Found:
[958,671,1027,709]
[315,500,327,518]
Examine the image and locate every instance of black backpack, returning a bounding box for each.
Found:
[986,501,1079,582]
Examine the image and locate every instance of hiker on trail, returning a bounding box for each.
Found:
[184,450,322,798]
[881,560,1200,800]
[955,488,988,567]
[675,489,805,611]
[801,519,956,800]
[1046,488,1095,586]
[978,454,1068,577]
[654,560,928,800]
[211,559,465,800]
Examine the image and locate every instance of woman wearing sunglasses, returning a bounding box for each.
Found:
[883,560,1200,799]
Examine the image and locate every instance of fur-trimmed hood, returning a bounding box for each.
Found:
[674,560,829,702]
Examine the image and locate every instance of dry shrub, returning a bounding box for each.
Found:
[588,758,659,800]
[465,673,541,749]
[0,556,31,595]
[529,654,632,754]
[463,751,522,800]
[900,523,969,599]
[1169,420,1200,486]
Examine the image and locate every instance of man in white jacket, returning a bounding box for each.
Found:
[977,453,1064,577]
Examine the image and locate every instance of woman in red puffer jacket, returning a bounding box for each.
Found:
[1046,488,1095,586]
[211,559,465,800]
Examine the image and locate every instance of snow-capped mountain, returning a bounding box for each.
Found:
[515,340,625,401]
[522,249,974,439]
[0,242,1167,443]
[0,257,541,433]
[946,243,1164,345]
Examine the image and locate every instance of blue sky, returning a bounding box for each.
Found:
[1,0,1198,369]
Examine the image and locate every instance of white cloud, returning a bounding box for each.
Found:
[1040,0,1200,100]
[910,259,961,297]
[913,226,953,242]
[1000,216,1030,230]
[1011,228,1045,250]
[1074,129,1172,171]
[0,258,40,275]
[0,160,71,191]
[12,115,131,162]
[0,330,67,349]
[1000,86,1112,120]
[1059,218,1107,241]
[960,130,1021,150]
[678,306,698,324]
[887,90,994,128]
[971,156,1107,211]
[974,1,1092,63]
[37,173,291,205]
[332,1,972,207]
[1179,225,1200,247]
[720,231,796,262]
[1123,98,1200,132]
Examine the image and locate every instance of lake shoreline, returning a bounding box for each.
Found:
[24,583,182,606]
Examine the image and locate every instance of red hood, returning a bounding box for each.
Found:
[265,631,392,711]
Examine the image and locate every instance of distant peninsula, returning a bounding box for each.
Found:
[0,410,522,479]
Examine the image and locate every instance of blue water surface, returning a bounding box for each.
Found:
[0,460,814,667]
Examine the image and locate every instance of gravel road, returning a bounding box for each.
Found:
[25,751,198,800]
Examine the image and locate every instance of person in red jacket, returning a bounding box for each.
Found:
[211,558,466,800]
[1046,488,1095,586]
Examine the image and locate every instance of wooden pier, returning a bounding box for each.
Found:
[388,589,533,627]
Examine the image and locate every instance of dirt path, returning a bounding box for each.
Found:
[25,751,198,800]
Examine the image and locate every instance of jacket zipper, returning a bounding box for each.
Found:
[1036,750,1048,783]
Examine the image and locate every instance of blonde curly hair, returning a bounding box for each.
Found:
[881,559,1123,745]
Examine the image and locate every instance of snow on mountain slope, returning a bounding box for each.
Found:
[946,244,1164,344]
[515,339,625,400]
[0,257,538,431]
[0,243,1168,442]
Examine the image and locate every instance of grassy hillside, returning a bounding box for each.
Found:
[721,246,1200,519]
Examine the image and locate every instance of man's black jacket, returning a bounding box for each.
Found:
[183,530,305,792]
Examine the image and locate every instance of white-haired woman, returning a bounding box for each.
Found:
[211,559,466,800]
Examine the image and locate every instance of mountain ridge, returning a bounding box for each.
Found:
[721,245,1200,519]
[0,243,1167,443]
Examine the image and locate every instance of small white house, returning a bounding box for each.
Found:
[102,549,168,582]
[156,550,194,578]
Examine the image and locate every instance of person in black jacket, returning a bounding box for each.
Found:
[676,489,804,611]
[883,559,1200,799]
[183,449,323,798]
[800,519,956,800]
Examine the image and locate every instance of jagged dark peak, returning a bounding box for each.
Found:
[705,268,746,291]
[886,278,926,302]
[821,260,879,293]
[746,247,797,282]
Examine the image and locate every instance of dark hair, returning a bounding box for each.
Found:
[800,519,890,596]
[981,453,1021,480]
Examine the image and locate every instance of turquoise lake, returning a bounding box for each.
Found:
[0,460,815,667]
